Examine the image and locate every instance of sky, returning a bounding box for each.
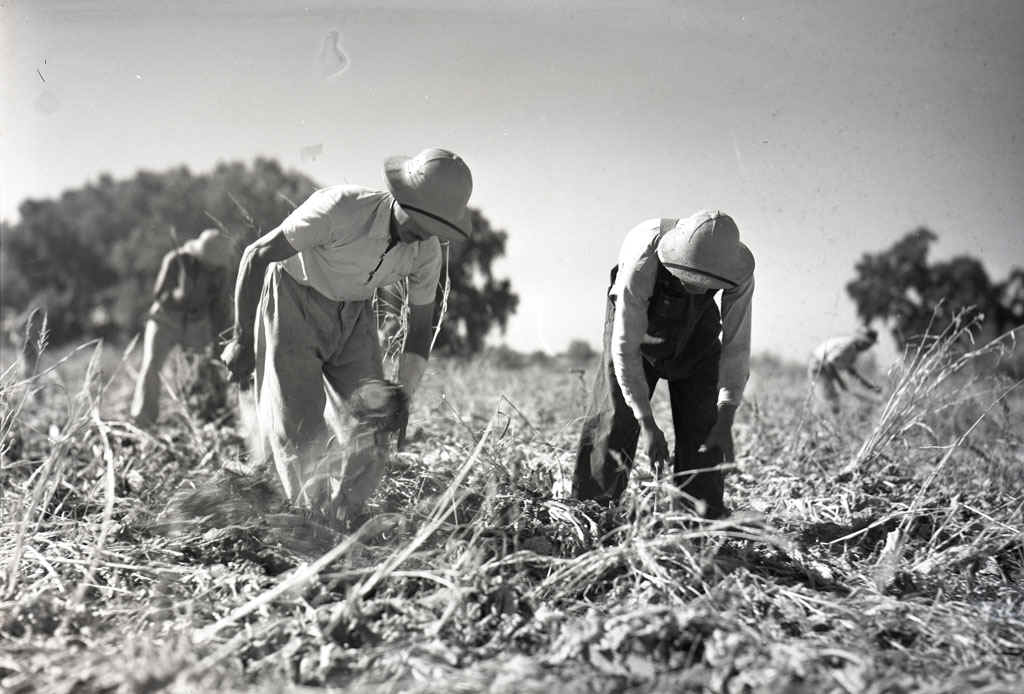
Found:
[2,0,1023,363]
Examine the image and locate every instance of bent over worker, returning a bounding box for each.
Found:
[220,148,473,516]
[130,229,236,427]
[574,211,755,519]
[809,327,880,414]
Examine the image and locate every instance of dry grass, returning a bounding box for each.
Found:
[1,317,1022,693]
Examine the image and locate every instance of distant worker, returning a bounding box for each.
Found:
[130,229,237,427]
[808,327,881,414]
[220,148,473,519]
[574,211,755,520]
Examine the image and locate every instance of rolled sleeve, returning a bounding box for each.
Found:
[278,188,340,251]
[717,273,754,406]
[407,237,443,306]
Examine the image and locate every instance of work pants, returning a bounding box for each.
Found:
[130,303,212,427]
[253,265,384,513]
[574,291,725,515]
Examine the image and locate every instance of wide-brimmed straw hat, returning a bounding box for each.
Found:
[384,148,473,241]
[656,210,754,290]
[181,228,238,269]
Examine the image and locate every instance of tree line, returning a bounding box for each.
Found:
[0,159,518,355]
[3,163,1020,366]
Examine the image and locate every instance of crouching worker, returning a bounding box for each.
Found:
[574,211,755,519]
[220,149,473,518]
[130,229,236,428]
[809,327,880,415]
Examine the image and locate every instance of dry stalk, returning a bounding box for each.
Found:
[846,312,1011,474]
[876,378,1024,587]
[4,341,105,598]
[430,241,452,353]
[61,411,117,627]
[349,408,499,601]
[192,513,401,645]
[373,240,452,372]
[530,515,787,603]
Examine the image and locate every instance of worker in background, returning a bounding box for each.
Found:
[808,327,881,415]
[130,229,236,427]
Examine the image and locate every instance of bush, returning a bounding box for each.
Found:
[565,339,597,364]
[483,344,528,370]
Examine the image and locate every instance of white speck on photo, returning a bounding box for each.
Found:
[318,29,349,78]
[300,144,323,162]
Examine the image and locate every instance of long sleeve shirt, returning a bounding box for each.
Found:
[610,218,754,422]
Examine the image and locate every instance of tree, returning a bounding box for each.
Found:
[565,339,597,364]
[1,160,320,344]
[1,161,518,354]
[992,269,1024,335]
[846,227,1023,350]
[429,208,519,356]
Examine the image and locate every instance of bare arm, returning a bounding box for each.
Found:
[232,229,298,351]
[846,365,879,391]
[151,251,178,301]
[398,234,442,401]
[404,302,433,359]
[396,301,433,394]
[393,301,435,449]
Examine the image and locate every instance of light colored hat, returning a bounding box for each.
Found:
[656,210,754,290]
[181,228,237,269]
[384,148,473,241]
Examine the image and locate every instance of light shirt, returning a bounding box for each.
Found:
[277,185,442,306]
[811,336,864,373]
[610,218,754,422]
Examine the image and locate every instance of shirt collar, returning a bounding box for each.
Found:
[369,191,396,240]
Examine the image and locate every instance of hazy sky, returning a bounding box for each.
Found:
[3,0,1022,362]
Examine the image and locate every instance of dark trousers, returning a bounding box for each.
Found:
[573,297,724,512]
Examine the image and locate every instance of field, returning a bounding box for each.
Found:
[2,323,1023,694]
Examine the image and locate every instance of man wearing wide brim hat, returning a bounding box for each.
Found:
[809,327,881,414]
[220,148,473,517]
[574,211,755,519]
[131,228,238,427]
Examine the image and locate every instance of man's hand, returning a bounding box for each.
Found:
[640,416,670,476]
[703,403,736,461]
[220,338,255,389]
